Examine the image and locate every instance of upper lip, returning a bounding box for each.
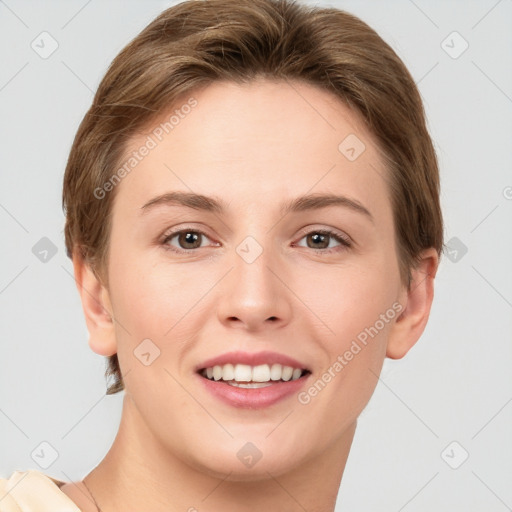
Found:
[196,350,310,372]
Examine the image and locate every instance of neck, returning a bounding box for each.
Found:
[85,394,356,512]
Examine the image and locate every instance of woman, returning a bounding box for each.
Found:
[0,0,442,510]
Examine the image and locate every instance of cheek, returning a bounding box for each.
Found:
[294,252,399,339]
[294,263,399,418]
[108,262,204,420]
[298,319,391,437]
[107,256,216,387]
[109,251,210,332]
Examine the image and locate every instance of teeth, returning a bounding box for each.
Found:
[292,368,302,380]
[212,365,222,381]
[201,363,305,383]
[234,364,252,382]
[270,363,282,381]
[223,363,235,380]
[281,366,293,381]
[252,364,270,382]
[228,381,273,388]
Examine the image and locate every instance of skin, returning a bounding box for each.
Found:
[61,78,438,512]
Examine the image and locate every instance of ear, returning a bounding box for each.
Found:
[386,248,439,359]
[71,252,117,357]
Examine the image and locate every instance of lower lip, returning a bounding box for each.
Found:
[197,373,310,409]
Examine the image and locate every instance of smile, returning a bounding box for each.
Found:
[199,363,309,388]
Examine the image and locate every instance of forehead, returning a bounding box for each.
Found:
[114,79,392,223]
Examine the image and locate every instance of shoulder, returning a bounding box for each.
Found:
[0,469,81,512]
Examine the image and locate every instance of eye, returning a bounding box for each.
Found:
[162,228,217,252]
[160,227,351,254]
[295,229,351,253]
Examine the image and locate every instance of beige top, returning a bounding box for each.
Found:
[0,470,80,511]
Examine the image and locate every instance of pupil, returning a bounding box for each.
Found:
[181,232,199,248]
[177,232,330,250]
[309,233,328,249]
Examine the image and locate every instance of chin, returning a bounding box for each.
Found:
[184,435,310,482]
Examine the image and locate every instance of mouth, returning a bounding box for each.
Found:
[198,363,311,388]
[195,351,312,408]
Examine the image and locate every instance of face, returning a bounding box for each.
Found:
[99,79,408,479]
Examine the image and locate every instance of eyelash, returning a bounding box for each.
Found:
[160,227,352,255]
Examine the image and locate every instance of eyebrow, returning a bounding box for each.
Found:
[140,191,373,222]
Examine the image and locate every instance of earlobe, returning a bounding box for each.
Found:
[386,248,439,359]
[72,252,118,357]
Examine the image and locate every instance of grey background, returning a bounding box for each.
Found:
[1,0,511,510]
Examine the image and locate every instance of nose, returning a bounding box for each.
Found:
[216,241,293,332]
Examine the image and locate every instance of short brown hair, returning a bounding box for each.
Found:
[62,0,443,394]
